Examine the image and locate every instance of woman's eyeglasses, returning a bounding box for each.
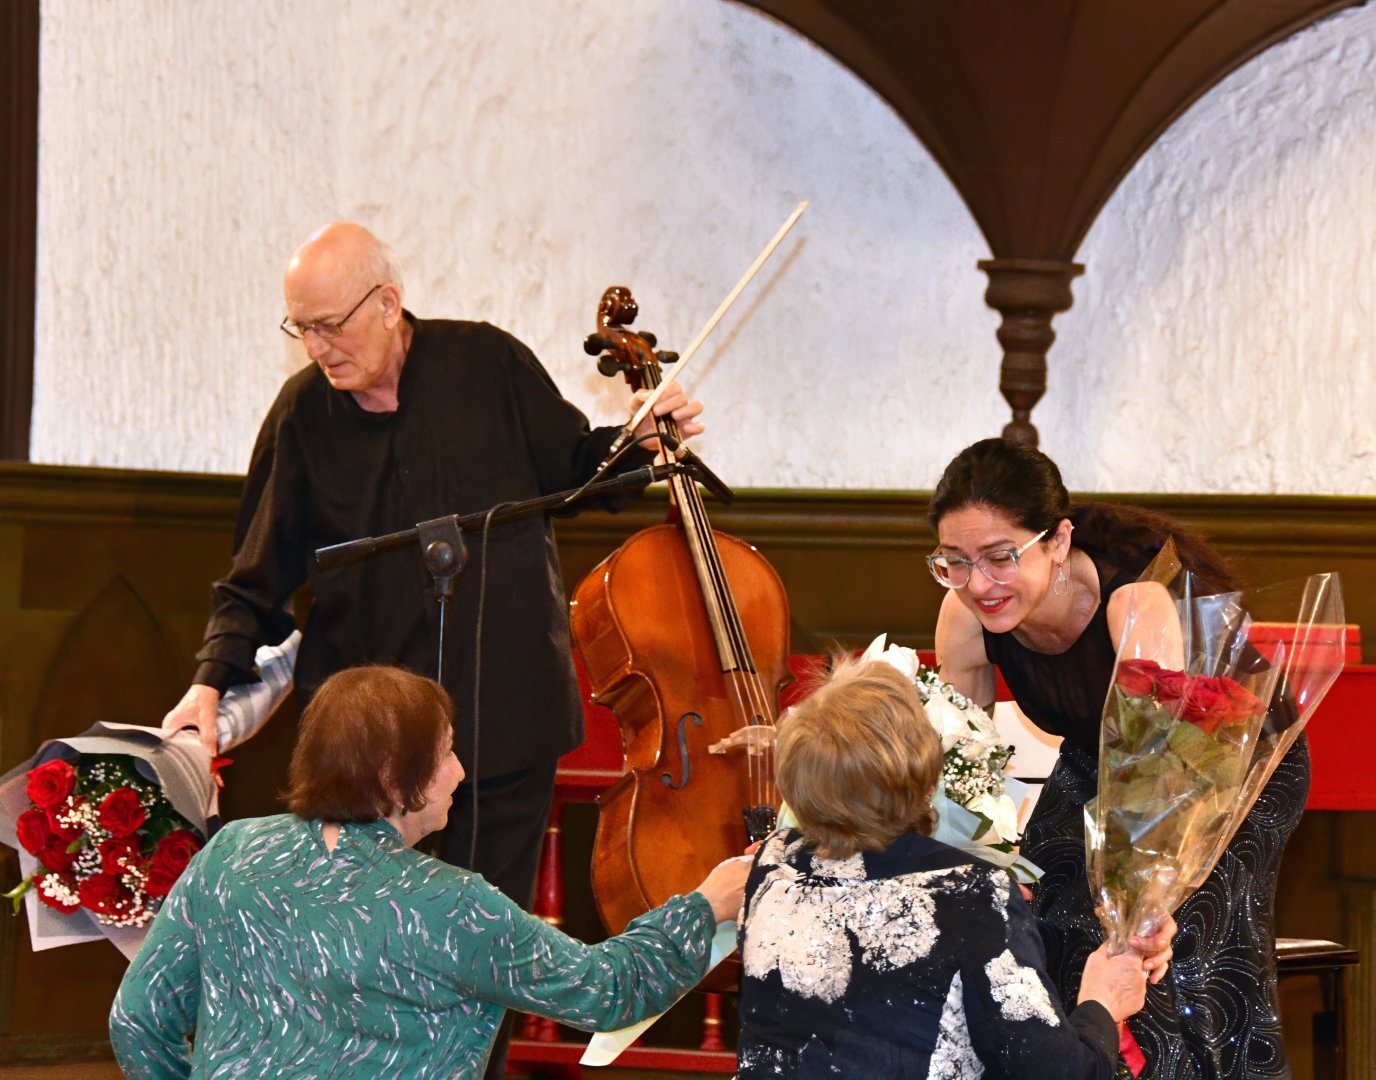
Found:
[926,529,1048,589]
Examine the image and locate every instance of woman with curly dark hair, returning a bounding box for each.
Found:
[927,438,1306,1079]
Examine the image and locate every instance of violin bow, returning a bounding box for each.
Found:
[567,200,809,502]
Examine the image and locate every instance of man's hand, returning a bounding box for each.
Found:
[630,380,704,452]
[161,685,222,754]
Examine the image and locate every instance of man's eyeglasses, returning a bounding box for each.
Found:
[926,529,1048,589]
[280,284,382,341]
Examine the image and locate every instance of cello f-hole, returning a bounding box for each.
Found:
[661,711,705,790]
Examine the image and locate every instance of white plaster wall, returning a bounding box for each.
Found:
[30,1,1376,495]
[34,0,344,474]
[1049,11,1376,494]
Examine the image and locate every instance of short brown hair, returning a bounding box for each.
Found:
[284,665,454,823]
[776,658,942,858]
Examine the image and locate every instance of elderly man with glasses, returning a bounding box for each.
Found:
[161,221,702,1074]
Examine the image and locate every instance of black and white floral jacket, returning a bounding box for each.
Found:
[737,828,1119,1079]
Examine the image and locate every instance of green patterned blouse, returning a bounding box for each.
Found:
[109,815,714,1078]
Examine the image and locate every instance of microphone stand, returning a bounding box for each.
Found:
[314,460,694,682]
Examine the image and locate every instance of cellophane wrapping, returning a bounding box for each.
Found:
[0,634,300,958]
[1086,541,1344,952]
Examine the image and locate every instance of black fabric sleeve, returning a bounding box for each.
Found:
[960,881,1118,1079]
[193,400,309,690]
[1066,1000,1120,1065]
[499,330,655,511]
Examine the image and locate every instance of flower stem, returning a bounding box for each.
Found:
[2,877,34,915]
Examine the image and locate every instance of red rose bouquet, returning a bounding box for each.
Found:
[0,724,217,958]
[1086,542,1345,955]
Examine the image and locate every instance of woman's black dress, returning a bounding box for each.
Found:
[984,556,1309,1079]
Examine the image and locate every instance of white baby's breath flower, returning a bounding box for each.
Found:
[864,633,1025,855]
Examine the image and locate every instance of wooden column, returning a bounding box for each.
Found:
[519,803,568,1044]
[977,258,1083,448]
[0,0,39,461]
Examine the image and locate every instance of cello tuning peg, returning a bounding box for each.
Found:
[639,331,658,348]
[597,353,628,378]
[657,350,679,365]
[584,333,613,356]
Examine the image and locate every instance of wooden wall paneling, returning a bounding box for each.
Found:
[556,489,1376,662]
[554,490,937,654]
[0,467,243,1053]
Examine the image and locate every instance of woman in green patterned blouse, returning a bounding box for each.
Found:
[110,665,749,1079]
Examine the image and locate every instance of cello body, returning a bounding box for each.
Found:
[572,523,792,935]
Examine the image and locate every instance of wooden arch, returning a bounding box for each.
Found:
[735,0,1360,444]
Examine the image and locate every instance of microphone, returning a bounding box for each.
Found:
[659,435,735,505]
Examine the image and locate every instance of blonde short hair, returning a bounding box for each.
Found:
[775,657,942,858]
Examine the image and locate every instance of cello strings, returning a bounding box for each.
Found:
[648,364,780,816]
[674,450,777,811]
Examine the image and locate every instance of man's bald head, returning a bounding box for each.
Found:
[287,222,404,300]
[281,222,411,412]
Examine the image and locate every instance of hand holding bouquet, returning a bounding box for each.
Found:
[1087,543,1344,952]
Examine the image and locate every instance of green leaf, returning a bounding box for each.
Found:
[1166,718,1208,758]
[1214,756,1247,793]
[2,877,34,915]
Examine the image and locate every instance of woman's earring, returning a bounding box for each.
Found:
[1053,562,1069,596]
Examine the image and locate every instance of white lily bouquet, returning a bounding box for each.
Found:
[860,634,1040,883]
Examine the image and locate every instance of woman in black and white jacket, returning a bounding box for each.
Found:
[735,658,1173,1080]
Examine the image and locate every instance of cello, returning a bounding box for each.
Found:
[570,285,792,944]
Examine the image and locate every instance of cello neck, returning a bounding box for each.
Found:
[640,363,758,679]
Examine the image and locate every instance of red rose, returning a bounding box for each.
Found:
[15,809,53,855]
[97,787,147,838]
[1175,674,1265,735]
[24,760,76,811]
[1180,679,1229,734]
[100,835,142,876]
[78,872,132,915]
[38,837,77,872]
[34,873,80,913]
[1153,668,1192,703]
[1115,659,1162,697]
[46,800,84,843]
[144,830,202,898]
[1220,676,1265,722]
